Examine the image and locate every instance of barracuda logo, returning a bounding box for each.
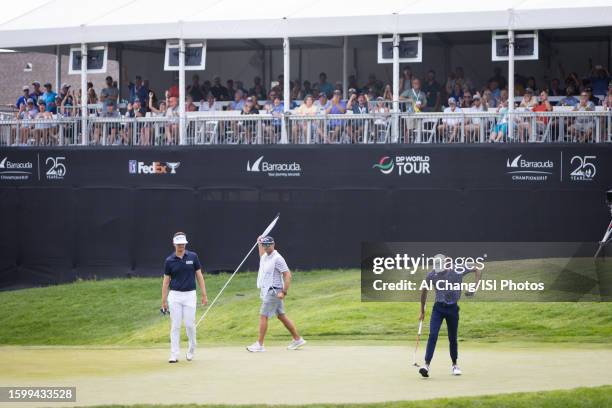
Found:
[0,156,34,181]
[506,154,554,181]
[247,155,302,177]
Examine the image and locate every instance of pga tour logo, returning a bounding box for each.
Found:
[506,154,554,181]
[569,155,596,181]
[0,156,34,181]
[129,160,180,174]
[373,156,431,176]
[247,155,302,177]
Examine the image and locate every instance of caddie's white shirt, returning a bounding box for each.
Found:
[256,250,289,298]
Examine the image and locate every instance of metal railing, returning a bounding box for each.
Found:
[1,111,610,146]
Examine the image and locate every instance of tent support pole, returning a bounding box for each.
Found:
[342,36,348,99]
[178,38,186,145]
[281,36,290,144]
[508,29,515,139]
[80,43,88,146]
[392,33,400,143]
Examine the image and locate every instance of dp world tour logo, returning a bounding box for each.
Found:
[373,156,395,174]
[373,155,430,175]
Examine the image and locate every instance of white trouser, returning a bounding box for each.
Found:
[168,290,196,359]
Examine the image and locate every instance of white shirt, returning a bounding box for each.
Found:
[256,250,289,298]
[199,102,217,112]
[443,106,463,126]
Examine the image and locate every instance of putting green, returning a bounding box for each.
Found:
[2,344,611,407]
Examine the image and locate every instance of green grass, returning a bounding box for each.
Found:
[81,386,612,408]
[0,270,611,345]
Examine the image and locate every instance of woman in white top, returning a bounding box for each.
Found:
[291,95,318,143]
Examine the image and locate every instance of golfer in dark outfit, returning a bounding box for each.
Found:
[419,255,481,377]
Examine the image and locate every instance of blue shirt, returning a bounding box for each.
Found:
[164,250,202,292]
[128,83,148,104]
[426,268,474,305]
[41,91,58,113]
[16,95,30,109]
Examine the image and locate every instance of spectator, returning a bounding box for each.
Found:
[449,82,463,102]
[249,76,267,101]
[364,74,383,96]
[199,94,216,112]
[570,91,595,142]
[317,72,334,98]
[460,91,472,109]
[482,89,496,109]
[548,78,564,97]
[532,90,553,140]
[302,80,314,98]
[264,95,284,142]
[210,76,229,100]
[438,97,462,142]
[489,99,509,143]
[235,80,246,93]
[146,90,159,113]
[422,70,441,112]
[228,90,245,111]
[167,80,180,98]
[382,85,393,101]
[58,84,74,115]
[296,94,318,115]
[87,82,98,104]
[348,75,360,93]
[31,81,43,101]
[346,92,369,143]
[447,67,473,95]
[324,89,347,143]
[519,88,537,109]
[315,93,330,111]
[589,64,610,96]
[602,88,612,110]
[41,82,58,114]
[226,80,236,97]
[585,87,600,105]
[487,79,501,102]
[526,77,537,93]
[128,76,149,105]
[559,85,579,107]
[16,86,31,109]
[488,67,507,90]
[371,96,391,141]
[399,66,413,93]
[187,75,204,102]
[185,95,197,112]
[100,76,119,114]
[240,99,259,144]
[463,93,486,142]
[291,80,303,100]
[33,99,55,145]
[400,78,427,111]
[202,80,212,98]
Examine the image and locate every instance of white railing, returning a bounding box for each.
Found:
[0,111,610,146]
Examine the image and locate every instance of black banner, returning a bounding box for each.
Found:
[1,144,611,288]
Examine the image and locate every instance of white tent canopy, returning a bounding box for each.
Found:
[0,0,611,48]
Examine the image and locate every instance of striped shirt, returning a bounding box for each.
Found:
[257,250,289,298]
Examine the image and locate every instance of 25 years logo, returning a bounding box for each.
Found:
[569,155,596,181]
[45,157,67,180]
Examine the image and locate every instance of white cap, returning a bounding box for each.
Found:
[173,234,188,245]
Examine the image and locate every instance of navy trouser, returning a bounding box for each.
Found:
[424,302,459,365]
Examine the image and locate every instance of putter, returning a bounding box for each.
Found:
[413,319,423,367]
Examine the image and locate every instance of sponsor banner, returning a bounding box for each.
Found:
[0,146,609,190]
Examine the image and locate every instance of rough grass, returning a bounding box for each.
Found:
[81,385,612,408]
[0,270,611,345]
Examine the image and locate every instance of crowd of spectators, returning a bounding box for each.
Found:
[5,62,612,145]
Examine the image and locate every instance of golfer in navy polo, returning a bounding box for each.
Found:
[418,254,481,377]
[161,232,207,363]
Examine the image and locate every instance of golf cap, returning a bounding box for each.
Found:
[27,98,34,104]
[432,253,447,273]
[62,83,70,89]
[260,236,275,245]
[448,97,456,104]
[319,93,327,98]
[44,82,52,87]
[22,85,29,91]
[172,233,188,245]
[473,94,481,100]
[32,80,40,86]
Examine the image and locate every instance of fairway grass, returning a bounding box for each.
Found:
[81,385,612,408]
[0,270,611,345]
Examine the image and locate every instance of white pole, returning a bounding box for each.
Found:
[80,43,88,145]
[392,33,400,143]
[281,37,290,144]
[55,45,61,95]
[178,38,186,145]
[342,36,348,99]
[508,29,515,140]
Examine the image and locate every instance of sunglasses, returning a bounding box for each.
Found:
[261,243,273,247]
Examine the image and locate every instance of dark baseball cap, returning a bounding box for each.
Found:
[260,236,275,245]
